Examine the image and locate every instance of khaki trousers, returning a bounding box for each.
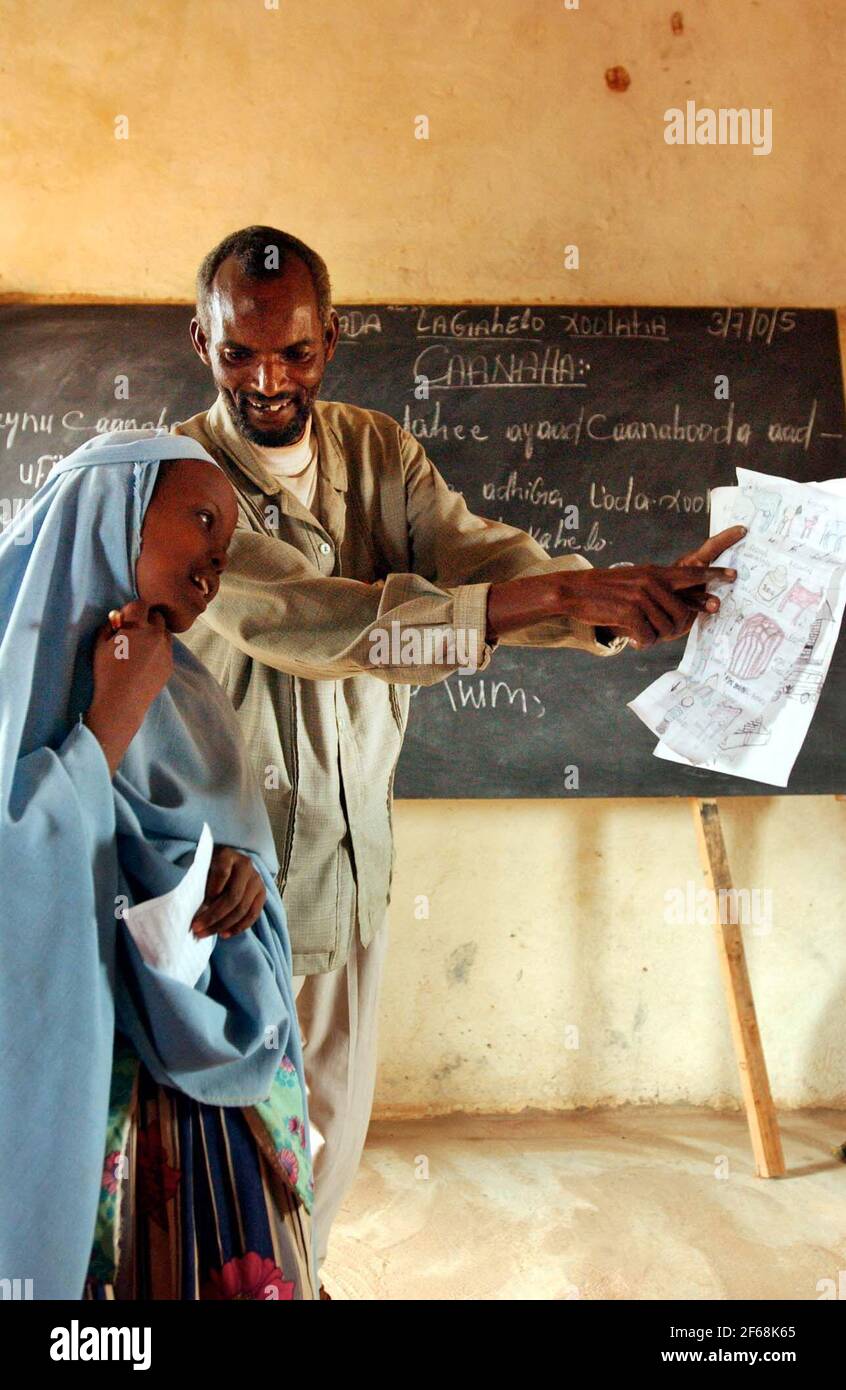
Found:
[292,918,389,1273]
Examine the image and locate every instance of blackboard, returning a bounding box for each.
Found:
[1,303,844,798]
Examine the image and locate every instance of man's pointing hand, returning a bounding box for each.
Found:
[486,525,748,649]
[586,524,748,649]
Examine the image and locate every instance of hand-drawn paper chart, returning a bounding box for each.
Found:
[628,466,846,787]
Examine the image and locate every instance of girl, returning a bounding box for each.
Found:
[0,430,315,1299]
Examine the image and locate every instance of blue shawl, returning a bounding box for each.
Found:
[0,431,307,1299]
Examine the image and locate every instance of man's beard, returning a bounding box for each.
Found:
[225,387,317,447]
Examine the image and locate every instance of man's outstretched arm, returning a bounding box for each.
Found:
[188,423,742,684]
[401,427,743,653]
[486,539,744,649]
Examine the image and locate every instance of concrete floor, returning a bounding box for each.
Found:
[322,1108,846,1300]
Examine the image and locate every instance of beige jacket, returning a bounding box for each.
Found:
[174,397,627,974]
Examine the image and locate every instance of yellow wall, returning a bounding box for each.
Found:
[3,0,843,305]
[2,0,844,1111]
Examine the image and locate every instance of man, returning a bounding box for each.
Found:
[174,226,741,1290]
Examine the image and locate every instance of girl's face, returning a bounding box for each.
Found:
[135,459,239,632]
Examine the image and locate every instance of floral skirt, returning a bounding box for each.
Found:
[85,1041,316,1301]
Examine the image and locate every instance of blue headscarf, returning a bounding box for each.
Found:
[0,430,307,1299]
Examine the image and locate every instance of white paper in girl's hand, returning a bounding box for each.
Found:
[122,822,216,987]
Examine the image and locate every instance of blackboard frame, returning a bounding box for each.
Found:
[0,300,843,798]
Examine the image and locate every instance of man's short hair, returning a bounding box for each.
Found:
[196,225,333,329]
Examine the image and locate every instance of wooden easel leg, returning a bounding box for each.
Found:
[691,798,786,1178]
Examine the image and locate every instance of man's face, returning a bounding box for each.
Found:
[190,254,339,446]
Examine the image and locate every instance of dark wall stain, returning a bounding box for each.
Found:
[432,1053,465,1082]
[605,65,631,92]
[447,940,478,984]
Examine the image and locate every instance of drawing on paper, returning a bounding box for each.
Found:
[728,613,784,679]
[747,487,782,533]
[719,714,772,749]
[777,580,823,623]
[627,466,846,787]
[820,519,846,556]
[756,564,788,603]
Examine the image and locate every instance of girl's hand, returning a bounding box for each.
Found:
[192,845,267,940]
[84,601,174,773]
